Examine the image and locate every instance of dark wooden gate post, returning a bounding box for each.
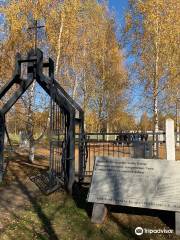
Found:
[78,112,85,180]
[67,112,75,193]
[0,113,5,181]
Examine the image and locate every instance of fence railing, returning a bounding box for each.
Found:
[77,132,180,177]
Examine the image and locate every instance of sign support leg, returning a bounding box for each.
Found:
[91,203,107,224]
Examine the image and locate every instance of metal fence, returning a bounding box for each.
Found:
[79,132,180,177]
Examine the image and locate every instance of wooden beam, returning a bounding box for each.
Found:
[66,112,75,193]
[54,80,83,114]
[0,77,17,99]
[0,113,5,181]
[0,53,22,99]
[37,73,75,114]
[1,77,34,114]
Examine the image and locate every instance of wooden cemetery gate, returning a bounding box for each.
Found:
[0,48,88,192]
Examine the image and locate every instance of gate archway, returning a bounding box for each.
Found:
[0,48,87,192]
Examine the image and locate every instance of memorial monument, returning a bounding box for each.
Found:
[88,118,180,235]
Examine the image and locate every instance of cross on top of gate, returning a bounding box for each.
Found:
[28,20,45,52]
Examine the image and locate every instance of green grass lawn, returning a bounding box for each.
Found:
[0,192,133,240]
[2,146,179,240]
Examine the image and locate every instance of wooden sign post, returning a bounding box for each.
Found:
[165,118,180,235]
[166,118,175,161]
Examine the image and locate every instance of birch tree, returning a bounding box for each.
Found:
[122,0,180,132]
[1,0,50,161]
[1,0,128,147]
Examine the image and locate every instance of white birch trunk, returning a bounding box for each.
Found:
[176,98,180,147]
[153,6,160,157]
[72,58,78,100]
[55,13,64,77]
[154,9,159,133]
[72,74,78,100]
[29,144,35,162]
[27,81,36,162]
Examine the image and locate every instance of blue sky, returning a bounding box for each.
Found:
[0,1,129,42]
[108,1,144,120]
[109,0,128,25]
[109,0,128,14]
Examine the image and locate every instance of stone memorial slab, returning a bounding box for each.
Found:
[88,156,180,212]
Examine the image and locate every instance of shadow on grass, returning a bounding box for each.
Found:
[109,205,175,231]
[72,182,175,239]
[108,213,140,240]
[10,151,48,169]
[72,182,93,217]
[3,151,176,239]
[72,182,139,239]
[8,167,59,240]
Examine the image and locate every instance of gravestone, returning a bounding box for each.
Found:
[130,142,144,158]
[19,130,29,148]
[144,142,153,158]
[130,142,152,159]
